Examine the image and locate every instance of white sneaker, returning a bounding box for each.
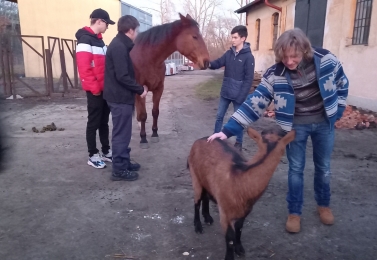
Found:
[101,149,112,162]
[87,153,106,169]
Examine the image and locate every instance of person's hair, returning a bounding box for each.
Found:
[231,25,248,40]
[118,15,140,33]
[90,18,100,25]
[274,28,314,63]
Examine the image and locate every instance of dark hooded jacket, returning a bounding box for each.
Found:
[210,42,255,104]
[103,33,144,104]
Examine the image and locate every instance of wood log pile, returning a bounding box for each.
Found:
[263,105,377,130]
[335,105,377,130]
[249,72,262,94]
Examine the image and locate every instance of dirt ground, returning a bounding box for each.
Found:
[0,70,376,260]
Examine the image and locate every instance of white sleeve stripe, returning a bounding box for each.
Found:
[76,44,106,55]
[76,43,91,53]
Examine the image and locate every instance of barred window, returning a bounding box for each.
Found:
[255,19,261,51]
[272,13,279,48]
[352,0,374,45]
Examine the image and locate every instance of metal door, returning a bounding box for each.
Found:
[294,0,328,47]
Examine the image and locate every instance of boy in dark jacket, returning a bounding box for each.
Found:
[209,25,255,151]
[76,9,115,169]
[103,15,148,181]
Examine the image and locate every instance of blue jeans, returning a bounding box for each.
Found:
[214,96,243,143]
[286,120,335,215]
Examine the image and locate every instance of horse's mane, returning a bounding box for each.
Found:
[135,19,198,46]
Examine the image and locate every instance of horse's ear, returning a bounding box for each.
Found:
[179,13,186,21]
[179,13,191,25]
[186,14,193,20]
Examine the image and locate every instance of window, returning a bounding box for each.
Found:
[272,13,279,48]
[255,19,261,51]
[352,0,374,45]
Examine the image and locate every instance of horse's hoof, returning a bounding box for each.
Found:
[151,136,159,143]
[140,142,149,149]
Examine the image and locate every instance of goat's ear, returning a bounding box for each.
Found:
[281,130,296,145]
[186,14,193,20]
[247,127,262,142]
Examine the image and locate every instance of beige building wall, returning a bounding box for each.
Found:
[323,0,377,111]
[17,0,121,79]
[245,0,296,73]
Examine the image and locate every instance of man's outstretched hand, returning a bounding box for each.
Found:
[207,132,227,143]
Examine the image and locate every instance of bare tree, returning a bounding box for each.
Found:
[142,0,175,25]
[0,0,19,42]
[159,0,176,24]
[206,14,238,59]
[236,0,244,24]
[227,0,246,25]
[181,0,222,39]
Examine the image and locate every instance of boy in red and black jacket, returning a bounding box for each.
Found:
[75,9,115,169]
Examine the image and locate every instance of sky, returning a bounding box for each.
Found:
[121,0,243,25]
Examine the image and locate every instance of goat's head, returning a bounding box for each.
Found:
[247,127,296,155]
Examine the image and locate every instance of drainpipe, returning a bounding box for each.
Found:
[264,0,282,12]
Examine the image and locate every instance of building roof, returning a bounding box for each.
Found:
[234,0,264,14]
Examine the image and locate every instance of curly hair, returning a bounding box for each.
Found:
[274,28,314,63]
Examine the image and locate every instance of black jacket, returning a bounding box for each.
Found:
[103,33,144,104]
[210,42,255,104]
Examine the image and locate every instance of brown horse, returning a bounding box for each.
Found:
[130,13,210,148]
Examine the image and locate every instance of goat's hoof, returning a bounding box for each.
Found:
[151,136,159,143]
[204,215,214,225]
[194,222,203,234]
[235,244,245,257]
[140,142,149,149]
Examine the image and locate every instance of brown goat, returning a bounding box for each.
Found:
[188,127,295,260]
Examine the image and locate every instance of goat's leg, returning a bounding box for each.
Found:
[194,199,203,233]
[234,217,246,257]
[191,167,204,233]
[201,189,214,225]
[224,224,236,260]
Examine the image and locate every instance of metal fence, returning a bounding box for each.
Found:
[0,34,78,98]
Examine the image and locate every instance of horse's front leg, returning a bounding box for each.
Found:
[135,95,149,149]
[151,85,163,143]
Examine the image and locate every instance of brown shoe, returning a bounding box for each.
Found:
[286,214,301,233]
[318,207,334,225]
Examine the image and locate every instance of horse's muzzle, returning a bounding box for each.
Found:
[201,60,210,70]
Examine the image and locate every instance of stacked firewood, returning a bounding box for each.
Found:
[335,106,377,130]
[249,72,262,93]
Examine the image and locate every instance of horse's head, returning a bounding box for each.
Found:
[175,13,210,70]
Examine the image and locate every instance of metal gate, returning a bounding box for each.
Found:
[294,0,328,47]
[0,35,78,98]
[61,39,79,90]
[0,35,48,97]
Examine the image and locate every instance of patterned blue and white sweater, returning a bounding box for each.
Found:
[222,48,349,137]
